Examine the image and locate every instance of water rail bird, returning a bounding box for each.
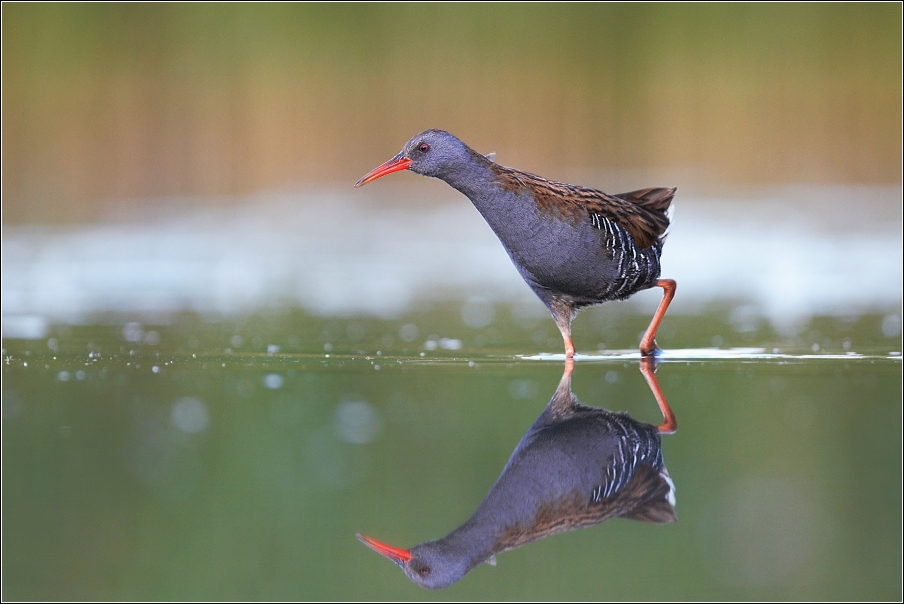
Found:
[357,357,677,589]
[355,130,677,357]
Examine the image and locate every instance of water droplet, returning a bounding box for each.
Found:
[170,397,209,434]
[882,314,901,338]
[508,379,538,400]
[346,322,366,342]
[461,296,494,328]
[263,374,284,389]
[334,401,382,444]
[439,338,462,350]
[123,322,143,342]
[399,323,419,342]
[235,379,253,397]
[2,391,23,419]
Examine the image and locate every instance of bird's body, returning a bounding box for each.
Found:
[357,359,677,589]
[356,129,677,356]
[445,387,674,556]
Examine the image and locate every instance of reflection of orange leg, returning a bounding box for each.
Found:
[549,357,577,415]
[640,279,676,357]
[639,356,677,434]
[563,356,575,378]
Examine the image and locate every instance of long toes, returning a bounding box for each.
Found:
[640,343,662,357]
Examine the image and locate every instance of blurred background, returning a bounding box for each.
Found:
[2,3,901,333]
[3,3,901,220]
[2,4,902,601]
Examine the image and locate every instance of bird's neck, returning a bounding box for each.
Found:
[438,157,527,230]
[434,512,506,571]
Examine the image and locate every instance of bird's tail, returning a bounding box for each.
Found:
[614,187,676,215]
[616,187,676,245]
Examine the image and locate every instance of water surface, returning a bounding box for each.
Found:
[2,315,900,600]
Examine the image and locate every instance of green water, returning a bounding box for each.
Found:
[2,310,901,600]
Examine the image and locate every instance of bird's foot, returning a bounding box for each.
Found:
[639,341,662,358]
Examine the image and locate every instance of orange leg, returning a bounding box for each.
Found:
[551,302,577,358]
[562,334,575,358]
[639,279,676,357]
[639,356,677,434]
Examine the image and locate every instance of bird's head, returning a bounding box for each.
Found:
[356,533,473,590]
[354,129,482,187]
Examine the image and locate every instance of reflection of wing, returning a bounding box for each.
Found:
[586,416,677,524]
[592,434,638,502]
[613,464,677,525]
[591,415,663,503]
[625,468,678,524]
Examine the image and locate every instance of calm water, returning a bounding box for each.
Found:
[2,310,901,600]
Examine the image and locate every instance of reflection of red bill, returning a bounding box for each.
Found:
[354,155,412,187]
[356,532,412,564]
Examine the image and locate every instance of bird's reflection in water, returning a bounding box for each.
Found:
[358,358,678,589]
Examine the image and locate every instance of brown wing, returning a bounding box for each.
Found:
[615,463,677,524]
[624,499,678,524]
[489,163,675,249]
[490,462,676,554]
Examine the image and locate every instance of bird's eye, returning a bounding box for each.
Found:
[419,566,431,577]
[418,143,430,153]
